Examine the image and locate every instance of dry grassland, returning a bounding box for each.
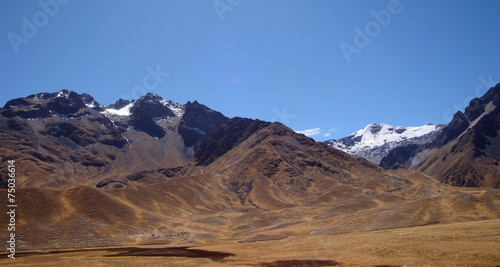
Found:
[1,219,499,267]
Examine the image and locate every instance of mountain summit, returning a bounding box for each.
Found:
[325,123,443,164]
[0,90,228,188]
[326,82,500,188]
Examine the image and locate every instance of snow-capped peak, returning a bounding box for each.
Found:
[325,123,443,164]
[351,123,440,148]
[101,96,184,118]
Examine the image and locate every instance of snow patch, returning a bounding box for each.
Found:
[86,101,96,108]
[56,91,70,99]
[160,99,184,117]
[102,103,134,116]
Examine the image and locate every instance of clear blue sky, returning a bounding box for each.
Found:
[2,0,500,141]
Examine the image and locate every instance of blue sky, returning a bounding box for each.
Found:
[1,0,500,141]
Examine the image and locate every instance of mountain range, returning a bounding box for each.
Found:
[326,82,500,188]
[0,90,228,188]
[325,123,444,165]
[0,85,499,265]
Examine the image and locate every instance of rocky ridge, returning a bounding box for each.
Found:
[0,90,228,188]
[326,83,500,188]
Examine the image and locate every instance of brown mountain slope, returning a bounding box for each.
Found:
[417,84,500,188]
[367,83,500,189]
[2,117,498,251]
[0,113,187,189]
[0,91,228,189]
[186,118,413,210]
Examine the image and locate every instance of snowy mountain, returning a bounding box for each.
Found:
[324,123,444,164]
[0,90,229,188]
[324,82,500,188]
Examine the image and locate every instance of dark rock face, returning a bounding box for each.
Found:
[464,107,500,160]
[100,134,128,148]
[129,93,174,138]
[330,135,357,148]
[178,101,229,147]
[130,93,175,119]
[465,84,500,120]
[229,179,254,205]
[46,91,87,115]
[2,96,51,118]
[475,108,500,139]
[69,152,107,167]
[369,124,383,135]
[44,122,97,146]
[40,119,128,149]
[0,105,52,119]
[1,90,88,118]
[7,116,35,134]
[464,98,485,122]
[379,144,423,169]
[81,93,104,111]
[194,117,270,166]
[130,114,166,138]
[124,166,186,183]
[436,83,500,148]
[109,99,131,109]
[96,178,128,188]
[4,97,31,107]
[432,111,470,147]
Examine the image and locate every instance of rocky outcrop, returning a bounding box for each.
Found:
[1,90,88,118]
[178,101,228,147]
[128,93,175,138]
[194,117,269,166]
[108,99,131,110]
[96,178,128,188]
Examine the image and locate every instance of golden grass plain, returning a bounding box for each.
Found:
[1,219,499,266]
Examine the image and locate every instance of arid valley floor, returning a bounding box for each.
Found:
[1,170,499,266]
[1,219,499,266]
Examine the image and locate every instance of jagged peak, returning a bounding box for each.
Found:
[15,89,81,103]
[1,90,96,118]
[140,92,162,101]
[108,98,133,110]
